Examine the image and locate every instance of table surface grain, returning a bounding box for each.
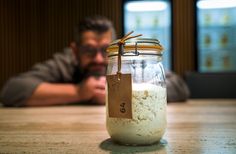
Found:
[0,99,236,154]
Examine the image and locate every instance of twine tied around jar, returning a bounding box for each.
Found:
[116,31,142,80]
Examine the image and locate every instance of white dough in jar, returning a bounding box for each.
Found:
[106,83,167,145]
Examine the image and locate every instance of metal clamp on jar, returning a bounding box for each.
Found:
[106,31,167,145]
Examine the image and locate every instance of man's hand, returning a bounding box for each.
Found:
[78,76,106,105]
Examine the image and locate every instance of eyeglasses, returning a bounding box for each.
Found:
[78,45,108,58]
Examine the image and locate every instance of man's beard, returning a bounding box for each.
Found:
[79,62,107,78]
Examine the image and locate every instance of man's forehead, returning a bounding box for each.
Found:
[81,30,112,45]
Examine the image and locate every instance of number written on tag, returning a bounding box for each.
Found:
[120,102,126,113]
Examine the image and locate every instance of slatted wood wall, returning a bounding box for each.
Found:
[0,0,122,88]
[172,0,196,76]
[0,0,195,88]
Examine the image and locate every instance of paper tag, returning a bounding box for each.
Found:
[106,73,132,119]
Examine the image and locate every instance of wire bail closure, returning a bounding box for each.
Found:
[116,31,142,80]
[108,37,162,58]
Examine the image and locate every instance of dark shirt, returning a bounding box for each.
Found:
[0,48,190,106]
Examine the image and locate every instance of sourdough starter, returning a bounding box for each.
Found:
[106,83,167,145]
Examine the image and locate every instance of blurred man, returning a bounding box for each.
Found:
[0,16,189,107]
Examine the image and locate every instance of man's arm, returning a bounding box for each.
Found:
[25,77,105,106]
[166,71,190,102]
[0,49,80,107]
[25,83,80,106]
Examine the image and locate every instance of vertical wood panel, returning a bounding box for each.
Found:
[172,0,195,76]
[0,0,122,88]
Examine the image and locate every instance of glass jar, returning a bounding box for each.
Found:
[106,38,167,145]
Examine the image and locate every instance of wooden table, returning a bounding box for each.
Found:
[0,99,236,154]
